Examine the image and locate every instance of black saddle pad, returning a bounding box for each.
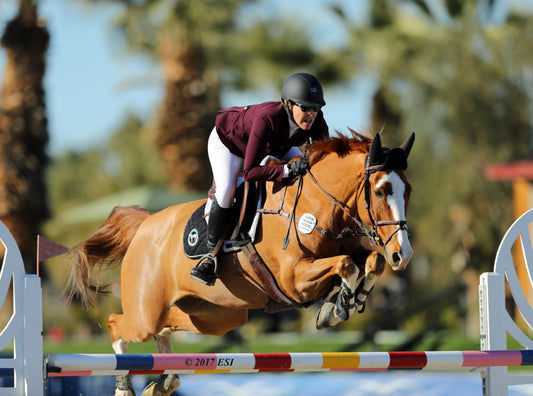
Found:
[183,183,262,259]
[183,203,209,258]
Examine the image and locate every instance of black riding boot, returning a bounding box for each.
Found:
[190,198,233,286]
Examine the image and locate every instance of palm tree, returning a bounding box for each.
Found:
[101,0,252,191]
[156,33,218,191]
[83,0,348,191]
[0,1,50,275]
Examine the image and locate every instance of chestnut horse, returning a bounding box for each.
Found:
[66,131,414,396]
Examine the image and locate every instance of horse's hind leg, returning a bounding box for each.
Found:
[108,310,166,396]
[112,339,135,396]
[141,328,181,396]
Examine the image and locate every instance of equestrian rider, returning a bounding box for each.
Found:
[190,72,330,286]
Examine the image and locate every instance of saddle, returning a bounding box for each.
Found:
[183,177,311,312]
[183,179,263,259]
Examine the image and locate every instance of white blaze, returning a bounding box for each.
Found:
[376,172,413,261]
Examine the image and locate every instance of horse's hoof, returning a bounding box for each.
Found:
[141,382,159,396]
[141,376,181,396]
[356,300,367,313]
[316,302,335,330]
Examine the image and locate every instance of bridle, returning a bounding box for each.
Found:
[357,155,408,247]
[302,154,408,249]
[259,154,409,251]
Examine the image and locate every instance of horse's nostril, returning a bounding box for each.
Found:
[392,252,401,265]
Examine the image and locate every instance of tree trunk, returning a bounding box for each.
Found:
[371,87,401,135]
[0,3,50,275]
[157,36,219,192]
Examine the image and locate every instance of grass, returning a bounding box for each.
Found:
[41,331,533,376]
[43,329,481,356]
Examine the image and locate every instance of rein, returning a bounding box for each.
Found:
[261,155,408,250]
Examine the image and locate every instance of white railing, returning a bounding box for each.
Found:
[479,208,533,395]
[0,221,42,396]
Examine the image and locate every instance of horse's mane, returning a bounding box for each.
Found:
[308,129,372,165]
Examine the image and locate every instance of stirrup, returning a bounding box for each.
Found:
[190,254,218,286]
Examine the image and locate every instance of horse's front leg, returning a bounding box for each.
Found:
[354,251,386,313]
[283,255,361,329]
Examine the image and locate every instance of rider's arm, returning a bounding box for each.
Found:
[281,146,304,178]
[243,115,286,182]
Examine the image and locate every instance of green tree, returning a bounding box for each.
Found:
[48,113,163,208]
[335,0,533,335]
[0,1,50,275]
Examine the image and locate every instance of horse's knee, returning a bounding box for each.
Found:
[366,252,385,275]
[338,256,357,279]
[108,313,157,343]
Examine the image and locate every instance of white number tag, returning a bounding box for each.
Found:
[298,213,317,234]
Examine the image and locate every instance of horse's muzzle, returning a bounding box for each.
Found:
[388,244,413,271]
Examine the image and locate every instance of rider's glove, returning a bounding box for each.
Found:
[288,156,310,177]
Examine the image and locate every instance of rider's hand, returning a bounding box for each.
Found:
[288,156,309,177]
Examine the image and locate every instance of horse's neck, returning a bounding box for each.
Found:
[307,152,365,206]
[266,153,365,225]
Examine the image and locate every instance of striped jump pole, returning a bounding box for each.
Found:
[46,350,533,377]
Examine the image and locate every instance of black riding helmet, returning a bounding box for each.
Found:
[281,72,326,108]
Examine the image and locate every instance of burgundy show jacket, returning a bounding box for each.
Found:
[215,101,329,182]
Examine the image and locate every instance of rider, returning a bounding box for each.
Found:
[190,72,330,286]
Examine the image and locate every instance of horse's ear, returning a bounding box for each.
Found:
[368,133,382,164]
[400,132,415,158]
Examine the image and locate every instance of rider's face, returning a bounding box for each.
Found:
[290,102,319,130]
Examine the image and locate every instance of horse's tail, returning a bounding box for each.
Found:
[66,205,151,308]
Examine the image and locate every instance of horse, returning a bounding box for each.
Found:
[66,130,414,396]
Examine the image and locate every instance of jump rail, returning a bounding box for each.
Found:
[0,206,533,395]
[45,350,533,376]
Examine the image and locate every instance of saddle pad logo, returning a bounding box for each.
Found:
[187,228,199,246]
[298,213,317,234]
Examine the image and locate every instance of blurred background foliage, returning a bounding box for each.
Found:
[2,0,533,350]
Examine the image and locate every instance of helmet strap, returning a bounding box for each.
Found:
[282,99,297,124]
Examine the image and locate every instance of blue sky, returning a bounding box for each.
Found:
[0,0,163,154]
[0,0,376,156]
[2,0,530,156]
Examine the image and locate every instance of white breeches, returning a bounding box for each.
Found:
[207,128,304,210]
[208,128,243,209]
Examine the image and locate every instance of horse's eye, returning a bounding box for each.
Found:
[375,190,384,199]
